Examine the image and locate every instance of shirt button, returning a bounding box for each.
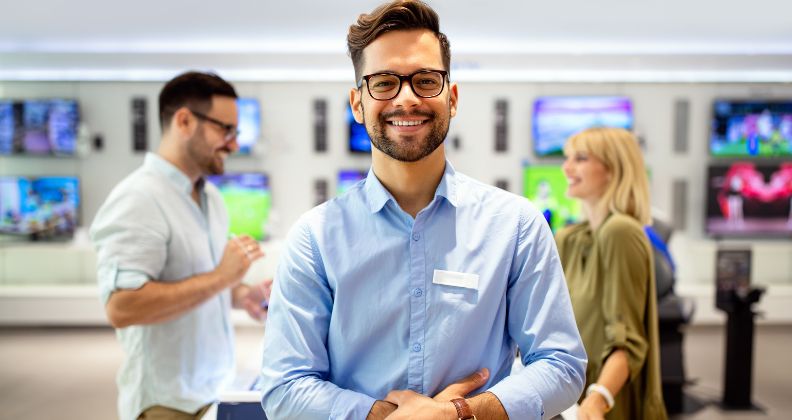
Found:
[412,343,422,352]
[412,232,421,241]
[413,288,423,297]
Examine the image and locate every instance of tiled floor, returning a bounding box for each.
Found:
[0,325,789,419]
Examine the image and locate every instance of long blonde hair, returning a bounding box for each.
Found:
[564,127,651,225]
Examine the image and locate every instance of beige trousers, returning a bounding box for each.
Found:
[137,404,211,420]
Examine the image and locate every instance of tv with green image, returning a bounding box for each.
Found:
[207,173,271,240]
[523,165,581,232]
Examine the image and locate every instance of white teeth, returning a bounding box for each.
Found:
[218,151,229,159]
[391,120,424,126]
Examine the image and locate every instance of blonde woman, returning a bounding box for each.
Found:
[555,127,667,420]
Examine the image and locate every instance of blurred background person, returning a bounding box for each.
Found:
[555,127,667,420]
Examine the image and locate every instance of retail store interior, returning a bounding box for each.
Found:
[1,1,791,419]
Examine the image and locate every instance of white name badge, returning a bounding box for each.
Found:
[432,269,479,290]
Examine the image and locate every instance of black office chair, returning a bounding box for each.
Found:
[648,218,696,415]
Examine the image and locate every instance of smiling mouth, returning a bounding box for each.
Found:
[388,119,428,127]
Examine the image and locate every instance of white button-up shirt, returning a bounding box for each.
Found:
[91,153,234,420]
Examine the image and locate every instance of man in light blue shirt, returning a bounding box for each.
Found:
[259,2,587,419]
[91,72,271,420]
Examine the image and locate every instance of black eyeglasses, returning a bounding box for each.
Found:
[189,109,239,141]
[358,69,448,101]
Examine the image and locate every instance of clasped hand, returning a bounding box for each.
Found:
[381,368,489,420]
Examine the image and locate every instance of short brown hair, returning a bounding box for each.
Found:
[158,71,237,131]
[347,0,451,82]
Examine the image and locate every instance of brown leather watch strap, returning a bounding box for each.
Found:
[451,398,474,420]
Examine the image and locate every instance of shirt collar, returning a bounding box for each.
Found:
[365,160,459,214]
[144,152,198,196]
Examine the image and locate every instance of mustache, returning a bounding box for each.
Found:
[380,109,435,120]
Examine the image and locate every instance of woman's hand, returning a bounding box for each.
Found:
[577,392,609,420]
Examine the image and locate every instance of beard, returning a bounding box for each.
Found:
[187,131,228,176]
[364,106,449,163]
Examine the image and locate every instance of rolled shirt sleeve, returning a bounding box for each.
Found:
[488,210,588,419]
[599,220,651,382]
[91,190,169,304]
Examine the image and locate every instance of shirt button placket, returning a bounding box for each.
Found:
[407,223,426,393]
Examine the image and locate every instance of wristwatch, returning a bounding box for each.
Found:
[450,398,476,420]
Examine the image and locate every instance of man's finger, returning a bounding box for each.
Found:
[435,368,489,400]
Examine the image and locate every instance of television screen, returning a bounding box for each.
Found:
[523,165,581,232]
[236,98,260,154]
[337,170,367,195]
[710,100,792,157]
[0,176,80,237]
[0,99,79,156]
[705,162,792,237]
[532,96,633,156]
[48,99,80,155]
[207,173,271,241]
[0,100,15,154]
[347,103,372,153]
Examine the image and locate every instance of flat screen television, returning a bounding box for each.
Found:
[0,176,80,237]
[532,96,633,156]
[710,100,792,157]
[337,170,367,195]
[236,98,260,155]
[705,162,792,237]
[0,99,79,156]
[206,173,271,241]
[347,103,372,153]
[523,165,581,232]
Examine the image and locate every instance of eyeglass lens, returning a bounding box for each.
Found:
[367,71,444,100]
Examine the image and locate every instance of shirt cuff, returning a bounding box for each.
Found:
[329,388,377,420]
[98,262,149,304]
[488,375,545,419]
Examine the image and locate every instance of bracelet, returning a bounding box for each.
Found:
[586,383,615,411]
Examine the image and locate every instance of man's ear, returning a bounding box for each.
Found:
[171,107,195,139]
[448,82,458,118]
[350,88,364,124]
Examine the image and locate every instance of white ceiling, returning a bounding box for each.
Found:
[1,0,791,54]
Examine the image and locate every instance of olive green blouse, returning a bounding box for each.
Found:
[555,213,667,420]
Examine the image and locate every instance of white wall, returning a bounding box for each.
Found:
[1,79,791,322]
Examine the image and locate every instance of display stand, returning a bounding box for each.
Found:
[718,287,765,410]
[714,247,764,411]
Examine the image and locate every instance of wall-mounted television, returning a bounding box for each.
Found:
[236,98,261,155]
[532,96,633,156]
[347,103,372,153]
[705,162,792,238]
[337,169,367,195]
[207,173,271,241]
[0,176,80,238]
[0,99,80,156]
[522,165,581,232]
[710,100,792,157]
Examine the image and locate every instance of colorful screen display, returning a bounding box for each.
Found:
[706,162,792,237]
[348,103,372,153]
[236,98,260,154]
[0,99,79,155]
[710,100,792,157]
[337,170,367,195]
[532,96,633,156]
[207,173,271,241]
[0,176,80,237]
[523,165,581,232]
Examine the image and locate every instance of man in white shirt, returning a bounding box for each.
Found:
[91,71,271,420]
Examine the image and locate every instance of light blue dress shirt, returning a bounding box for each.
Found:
[260,162,586,419]
[91,153,235,420]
